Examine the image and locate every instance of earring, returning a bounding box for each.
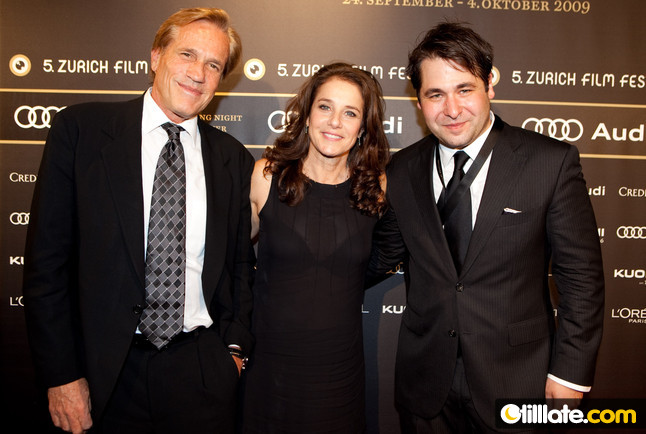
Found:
[357,135,363,146]
[305,125,309,134]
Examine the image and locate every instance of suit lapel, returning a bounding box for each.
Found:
[407,137,456,277]
[100,98,145,287]
[200,123,231,304]
[462,119,527,276]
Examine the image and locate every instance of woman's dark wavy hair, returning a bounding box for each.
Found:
[263,62,390,217]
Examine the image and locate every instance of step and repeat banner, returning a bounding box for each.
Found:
[1,0,644,431]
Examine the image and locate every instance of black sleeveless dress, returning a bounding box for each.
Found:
[242,177,377,433]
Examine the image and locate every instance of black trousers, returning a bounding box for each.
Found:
[96,327,240,434]
[398,356,544,434]
[399,356,492,434]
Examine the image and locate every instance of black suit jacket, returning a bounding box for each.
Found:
[23,96,255,420]
[370,116,604,429]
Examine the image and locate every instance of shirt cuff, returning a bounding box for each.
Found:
[547,374,591,393]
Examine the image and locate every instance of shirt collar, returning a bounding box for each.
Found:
[142,88,199,148]
[438,111,495,168]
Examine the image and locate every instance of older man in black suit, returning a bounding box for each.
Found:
[23,8,254,434]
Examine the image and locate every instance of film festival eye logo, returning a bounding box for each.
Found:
[244,58,266,81]
[10,54,31,77]
[491,66,500,87]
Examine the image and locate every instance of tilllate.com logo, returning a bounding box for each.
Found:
[500,404,521,424]
[496,399,645,429]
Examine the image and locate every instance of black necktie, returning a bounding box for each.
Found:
[140,122,186,349]
[443,150,471,274]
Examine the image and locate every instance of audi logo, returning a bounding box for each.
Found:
[10,212,30,225]
[616,226,646,239]
[14,105,66,129]
[267,110,293,134]
[522,118,584,142]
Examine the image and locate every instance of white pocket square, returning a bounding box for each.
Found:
[503,207,522,214]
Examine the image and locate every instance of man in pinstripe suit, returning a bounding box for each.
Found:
[369,22,604,432]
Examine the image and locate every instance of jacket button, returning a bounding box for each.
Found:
[456,283,464,292]
[132,304,143,315]
[448,330,457,337]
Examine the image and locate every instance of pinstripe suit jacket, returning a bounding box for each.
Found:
[369,116,604,429]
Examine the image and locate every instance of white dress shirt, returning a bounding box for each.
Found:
[431,110,590,393]
[140,89,212,332]
[432,111,495,228]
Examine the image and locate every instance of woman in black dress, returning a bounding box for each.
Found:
[242,63,390,433]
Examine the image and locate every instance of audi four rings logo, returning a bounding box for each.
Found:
[268,110,293,133]
[10,212,30,225]
[522,118,584,142]
[617,226,646,239]
[14,105,66,129]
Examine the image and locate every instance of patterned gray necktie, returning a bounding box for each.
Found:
[139,122,186,349]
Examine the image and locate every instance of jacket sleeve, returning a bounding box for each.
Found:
[222,146,256,354]
[547,144,604,387]
[22,109,86,389]
[366,205,408,288]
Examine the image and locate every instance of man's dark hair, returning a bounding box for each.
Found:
[406,21,494,97]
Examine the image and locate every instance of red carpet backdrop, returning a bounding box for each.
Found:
[1,1,644,432]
